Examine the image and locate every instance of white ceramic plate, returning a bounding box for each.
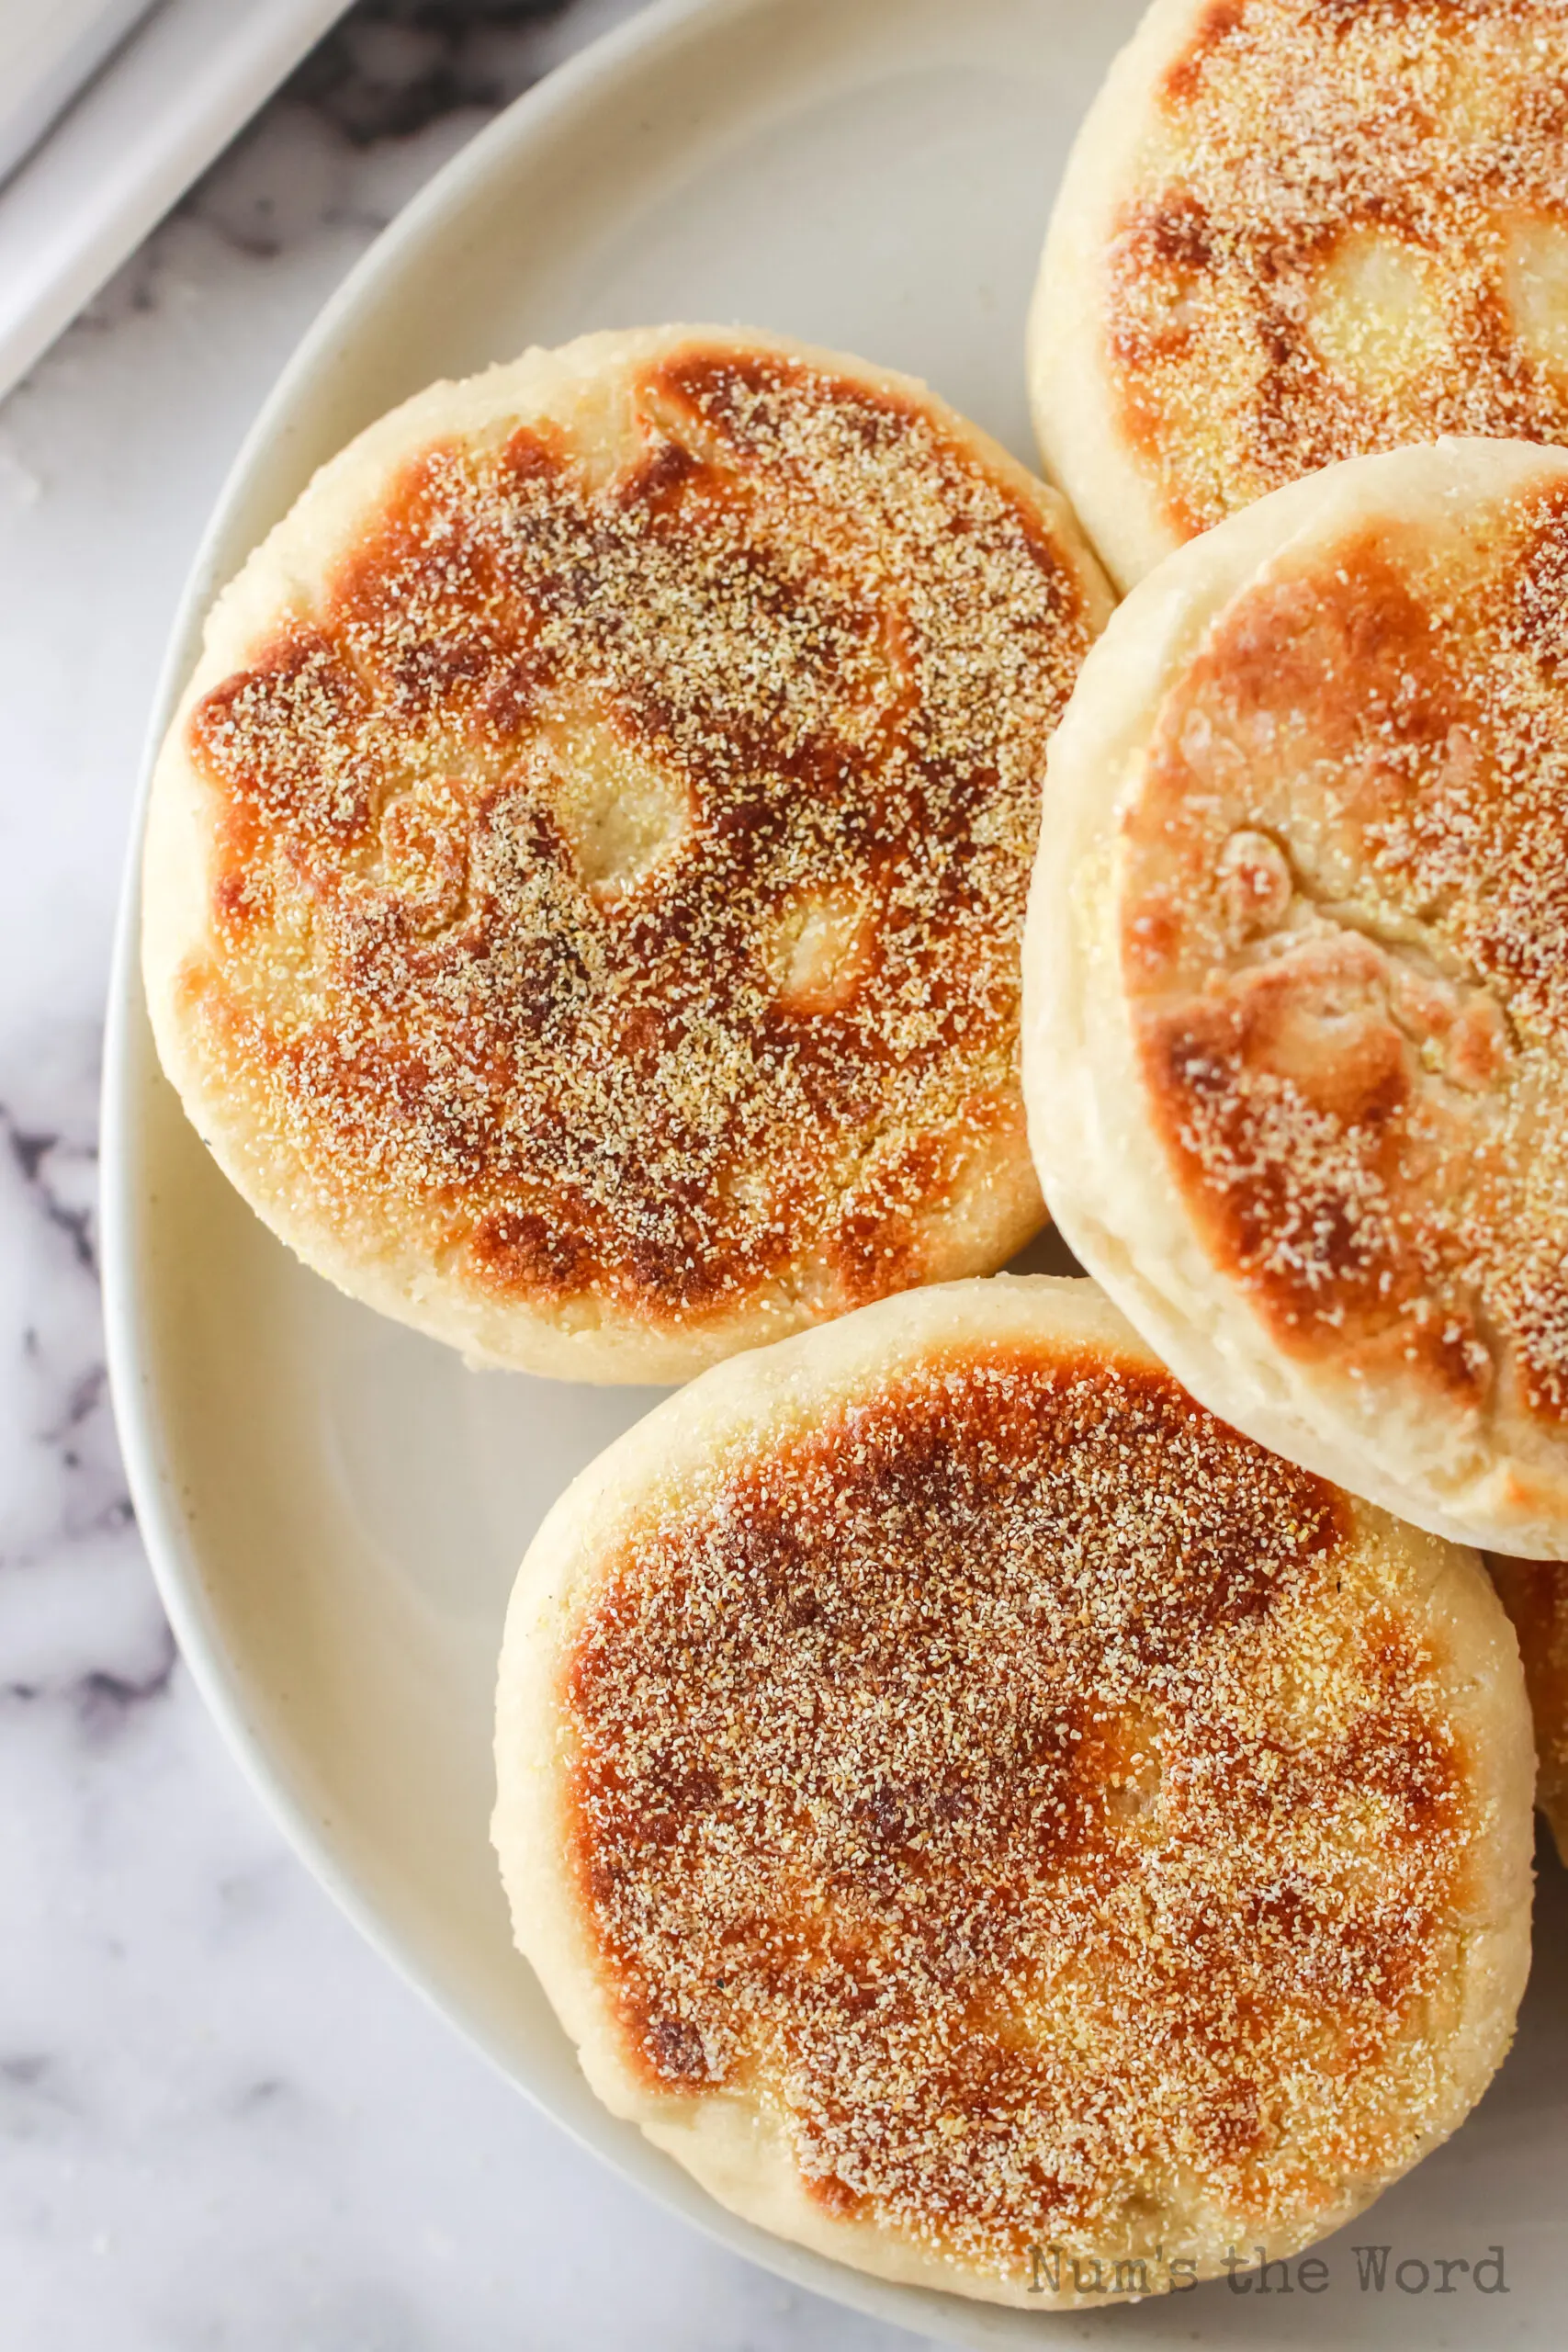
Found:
[101,1,1568,2340]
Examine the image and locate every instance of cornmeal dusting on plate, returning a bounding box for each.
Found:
[563,1349,1472,2273]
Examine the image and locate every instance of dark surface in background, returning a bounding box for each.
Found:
[288,0,578,143]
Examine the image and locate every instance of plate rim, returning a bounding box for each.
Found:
[99,1,1546,2340]
[97,2,1124,2341]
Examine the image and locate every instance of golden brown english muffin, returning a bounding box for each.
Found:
[492,1275,1532,2310]
[1488,1554,1568,1864]
[1032,0,1568,589]
[141,327,1111,1383]
[1025,435,1568,1557]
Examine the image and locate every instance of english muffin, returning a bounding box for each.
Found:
[492,1274,1532,2310]
[1488,1554,1568,1865]
[1025,436,1568,1556]
[1032,0,1568,588]
[142,327,1111,1383]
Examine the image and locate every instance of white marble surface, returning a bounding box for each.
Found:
[0,6,936,2345]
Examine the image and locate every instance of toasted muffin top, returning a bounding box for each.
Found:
[145,330,1108,1378]
[1122,456,1568,1480]
[1037,0,1568,580]
[497,1281,1529,2301]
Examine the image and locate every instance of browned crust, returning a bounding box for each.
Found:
[1120,485,1568,1443]
[558,1340,1479,2272]
[1102,0,1568,545]
[176,346,1097,1338]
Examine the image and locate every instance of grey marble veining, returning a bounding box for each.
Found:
[0,6,936,2345]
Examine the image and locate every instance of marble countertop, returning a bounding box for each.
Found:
[0,6,932,2345]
